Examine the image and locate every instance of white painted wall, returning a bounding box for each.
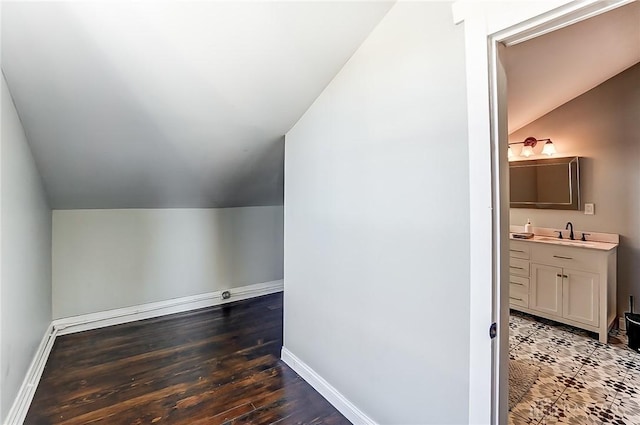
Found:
[52,206,283,319]
[1,74,52,422]
[284,2,469,423]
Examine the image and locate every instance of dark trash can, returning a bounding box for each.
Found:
[626,313,640,351]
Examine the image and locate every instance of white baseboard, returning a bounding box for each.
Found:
[4,324,58,425]
[281,347,377,425]
[4,280,283,425]
[53,279,284,336]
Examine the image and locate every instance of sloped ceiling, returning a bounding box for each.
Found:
[1,1,393,209]
[4,2,638,209]
[506,1,640,135]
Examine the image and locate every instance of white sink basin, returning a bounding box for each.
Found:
[536,236,595,247]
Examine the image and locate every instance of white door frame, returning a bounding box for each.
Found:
[452,1,636,423]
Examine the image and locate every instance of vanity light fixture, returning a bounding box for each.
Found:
[508,137,556,159]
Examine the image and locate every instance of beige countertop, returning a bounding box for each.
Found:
[509,234,618,252]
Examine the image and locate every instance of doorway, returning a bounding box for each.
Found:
[492,2,638,424]
[454,1,638,423]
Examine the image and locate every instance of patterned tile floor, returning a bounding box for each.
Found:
[509,311,640,425]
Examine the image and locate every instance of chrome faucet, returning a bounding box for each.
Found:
[565,222,575,240]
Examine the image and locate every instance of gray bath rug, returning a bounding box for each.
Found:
[509,359,541,410]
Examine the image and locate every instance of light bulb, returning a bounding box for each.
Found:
[521,145,534,157]
[542,141,556,156]
[508,146,514,159]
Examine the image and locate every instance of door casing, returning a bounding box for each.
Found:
[452,1,636,423]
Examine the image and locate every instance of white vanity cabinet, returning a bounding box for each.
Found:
[509,238,617,343]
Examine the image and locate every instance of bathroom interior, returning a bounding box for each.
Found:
[504,2,640,423]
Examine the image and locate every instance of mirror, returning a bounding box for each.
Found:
[510,157,580,210]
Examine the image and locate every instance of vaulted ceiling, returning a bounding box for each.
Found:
[2,1,638,209]
[505,1,640,134]
[1,1,393,208]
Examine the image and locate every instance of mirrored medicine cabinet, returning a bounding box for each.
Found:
[510,156,581,210]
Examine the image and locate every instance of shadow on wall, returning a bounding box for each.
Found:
[216,136,285,207]
[11,5,284,209]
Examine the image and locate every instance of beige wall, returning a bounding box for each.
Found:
[510,63,640,315]
[53,206,283,319]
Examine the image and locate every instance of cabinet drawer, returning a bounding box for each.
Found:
[530,244,602,272]
[509,257,530,277]
[511,282,528,298]
[509,292,529,308]
[510,274,529,289]
[510,241,530,259]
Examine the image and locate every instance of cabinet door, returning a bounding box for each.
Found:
[563,268,599,327]
[530,264,563,317]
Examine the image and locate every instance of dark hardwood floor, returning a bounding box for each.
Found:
[25,293,350,425]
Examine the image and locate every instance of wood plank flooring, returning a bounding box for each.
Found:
[25,293,350,425]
